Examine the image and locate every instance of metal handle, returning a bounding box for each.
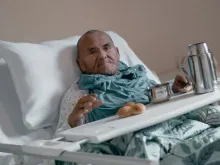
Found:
[180,56,195,85]
[207,50,217,85]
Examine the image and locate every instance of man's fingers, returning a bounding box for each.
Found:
[89,94,97,98]
[79,100,103,109]
[76,108,91,117]
[78,94,97,103]
[92,100,103,108]
[182,85,193,92]
[173,84,193,93]
[172,86,182,93]
[81,108,90,114]
[75,95,102,118]
[176,75,188,84]
[175,75,193,86]
[83,101,93,109]
[78,102,93,111]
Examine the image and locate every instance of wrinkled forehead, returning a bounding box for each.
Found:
[79,32,113,49]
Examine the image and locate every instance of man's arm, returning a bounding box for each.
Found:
[68,94,102,127]
[55,83,88,134]
[152,69,192,93]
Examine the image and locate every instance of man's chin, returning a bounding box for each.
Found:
[95,65,117,75]
[98,70,116,75]
[96,68,117,75]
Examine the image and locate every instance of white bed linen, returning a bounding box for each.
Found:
[0,59,55,165]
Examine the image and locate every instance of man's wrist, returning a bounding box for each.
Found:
[68,112,80,128]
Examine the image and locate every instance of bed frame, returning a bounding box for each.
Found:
[0,90,220,165]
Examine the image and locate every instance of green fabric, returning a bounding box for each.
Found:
[78,61,156,122]
[55,61,220,165]
[55,105,220,165]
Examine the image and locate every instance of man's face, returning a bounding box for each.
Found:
[78,32,119,75]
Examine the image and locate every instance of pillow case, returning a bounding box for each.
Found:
[0,31,160,130]
[0,41,77,130]
[107,31,160,84]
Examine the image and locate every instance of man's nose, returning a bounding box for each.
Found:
[97,49,107,59]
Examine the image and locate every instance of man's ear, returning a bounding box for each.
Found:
[116,47,119,54]
[115,47,120,60]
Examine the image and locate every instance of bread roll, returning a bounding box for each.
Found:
[131,103,145,115]
[125,102,135,107]
[117,106,133,118]
[117,103,145,118]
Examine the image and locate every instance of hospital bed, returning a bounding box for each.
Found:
[0,31,220,165]
[0,59,56,165]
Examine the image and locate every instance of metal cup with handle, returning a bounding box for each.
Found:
[180,42,217,94]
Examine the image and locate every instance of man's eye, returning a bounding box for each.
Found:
[89,49,95,54]
[104,45,110,51]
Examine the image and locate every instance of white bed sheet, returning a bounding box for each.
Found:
[0,59,55,165]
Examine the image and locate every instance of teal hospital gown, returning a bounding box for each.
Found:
[56,62,220,165]
[56,62,156,165]
[78,61,156,122]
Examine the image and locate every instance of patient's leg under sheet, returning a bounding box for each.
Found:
[55,105,220,165]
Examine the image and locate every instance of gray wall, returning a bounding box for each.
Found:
[0,0,220,76]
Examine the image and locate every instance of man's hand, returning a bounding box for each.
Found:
[68,94,103,127]
[172,74,193,93]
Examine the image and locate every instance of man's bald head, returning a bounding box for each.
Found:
[76,30,119,75]
[77,30,114,59]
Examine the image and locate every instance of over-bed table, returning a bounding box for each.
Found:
[1,89,220,165]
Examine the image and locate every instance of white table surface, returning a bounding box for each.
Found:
[57,89,220,143]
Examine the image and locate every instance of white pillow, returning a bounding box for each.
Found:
[44,31,160,84]
[0,41,77,130]
[106,31,160,84]
[0,31,160,130]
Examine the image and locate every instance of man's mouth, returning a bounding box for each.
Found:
[97,59,114,67]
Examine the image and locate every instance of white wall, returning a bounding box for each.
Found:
[0,0,219,76]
